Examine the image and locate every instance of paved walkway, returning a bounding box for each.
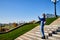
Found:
[15,18,60,40]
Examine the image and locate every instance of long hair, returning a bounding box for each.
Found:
[43,13,46,18]
[43,13,46,21]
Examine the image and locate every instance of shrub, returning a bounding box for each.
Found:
[12,23,18,27]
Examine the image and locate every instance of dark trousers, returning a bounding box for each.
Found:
[40,22,45,37]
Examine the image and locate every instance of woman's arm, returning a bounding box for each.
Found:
[38,16,43,21]
[38,16,40,20]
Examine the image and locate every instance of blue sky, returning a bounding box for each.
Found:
[0,0,60,23]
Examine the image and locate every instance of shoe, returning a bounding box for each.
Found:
[41,36,46,39]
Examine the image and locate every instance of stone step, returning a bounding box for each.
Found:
[52,33,60,38]
[44,29,57,34]
[58,27,60,29]
[15,35,32,40]
[15,26,58,40]
[28,30,53,37]
[23,34,40,40]
[52,31,57,34]
[16,32,46,40]
[56,29,60,32]
[32,29,52,34]
[26,30,49,36]
[15,31,49,40]
[15,37,23,40]
[44,28,56,31]
[48,36,60,40]
[26,28,54,34]
[57,32,60,34]
[44,26,58,31]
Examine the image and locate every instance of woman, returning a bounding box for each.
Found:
[38,13,46,39]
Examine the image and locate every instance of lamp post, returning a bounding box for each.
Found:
[51,0,59,17]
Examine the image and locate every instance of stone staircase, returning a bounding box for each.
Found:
[48,27,60,40]
[15,18,60,40]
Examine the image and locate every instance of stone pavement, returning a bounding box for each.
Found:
[15,18,60,40]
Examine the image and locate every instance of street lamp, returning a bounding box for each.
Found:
[51,0,59,17]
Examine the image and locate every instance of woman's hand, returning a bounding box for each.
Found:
[44,21,46,24]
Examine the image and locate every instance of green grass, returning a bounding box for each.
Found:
[0,23,38,40]
[45,17,58,25]
[36,17,58,25]
[0,17,58,40]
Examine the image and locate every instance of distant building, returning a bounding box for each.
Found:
[46,14,55,18]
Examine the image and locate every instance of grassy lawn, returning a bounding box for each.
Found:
[36,17,58,25]
[0,23,38,40]
[0,17,58,40]
[45,17,58,25]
